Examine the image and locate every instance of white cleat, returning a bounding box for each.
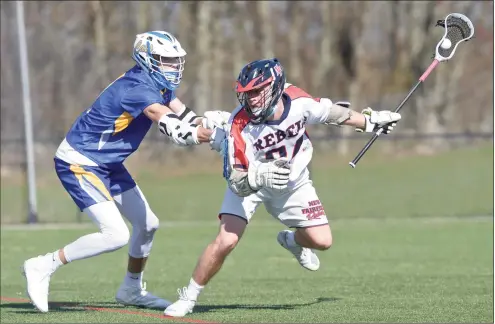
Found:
[115,281,171,309]
[22,253,54,313]
[163,288,196,317]
[277,230,320,271]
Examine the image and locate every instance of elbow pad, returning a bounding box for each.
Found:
[321,98,352,125]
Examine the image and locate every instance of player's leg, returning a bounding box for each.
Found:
[114,186,158,286]
[268,181,331,271]
[111,174,168,309]
[164,214,247,317]
[276,223,332,271]
[59,202,131,261]
[192,214,247,285]
[23,159,130,313]
[293,224,332,250]
[164,188,261,317]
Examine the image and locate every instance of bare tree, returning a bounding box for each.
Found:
[256,1,274,58]
[136,1,150,32]
[337,2,368,156]
[175,2,196,100]
[287,2,305,84]
[194,1,212,114]
[1,0,492,166]
[311,1,334,95]
[230,1,246,107]
[211,2,228,110]
[90,0,108,89]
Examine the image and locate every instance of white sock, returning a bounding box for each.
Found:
[186,278,203,301]
[124,271,143,287]
[286,231,300,248]
[51,250,64,271]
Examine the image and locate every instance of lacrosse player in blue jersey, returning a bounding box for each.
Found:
[21,31,229,313]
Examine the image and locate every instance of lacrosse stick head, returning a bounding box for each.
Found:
[434,13,474,62]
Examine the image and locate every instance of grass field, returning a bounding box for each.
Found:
[2,143,494,224]
[1,144,493,323]
[0,218,493,323]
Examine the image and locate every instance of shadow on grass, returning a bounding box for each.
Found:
[194,297,340,313]
[1,301,133,313]
[1,296,340,314]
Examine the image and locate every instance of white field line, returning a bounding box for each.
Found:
[1,215,492,231]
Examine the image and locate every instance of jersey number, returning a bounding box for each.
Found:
[265,146,287,160]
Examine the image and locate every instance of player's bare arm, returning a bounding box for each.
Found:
[340,109,366,128]
[142,102,174,122]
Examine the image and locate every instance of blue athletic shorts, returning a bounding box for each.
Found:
[54,158,136,211]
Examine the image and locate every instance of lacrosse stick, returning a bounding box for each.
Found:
[349,13,474,168]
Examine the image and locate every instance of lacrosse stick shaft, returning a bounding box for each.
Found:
[349,60,440,168]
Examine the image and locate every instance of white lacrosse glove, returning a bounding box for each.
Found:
[202,110,231,130]
[201,110,231,152]
[159,114,200,146]
[357,108,401,134]
[247,159,291,192]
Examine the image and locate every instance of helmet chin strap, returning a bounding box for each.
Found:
[265,105,276,119]
[249,104,276,124]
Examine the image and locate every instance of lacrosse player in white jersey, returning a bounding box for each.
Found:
[164,58,402,317]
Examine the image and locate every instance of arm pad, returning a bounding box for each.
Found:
[177,104,200,124]
[320,98,353,125]
[158,113,179,136]
[158,113,200,146]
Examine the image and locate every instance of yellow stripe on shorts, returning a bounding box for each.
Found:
[69,164,113,201]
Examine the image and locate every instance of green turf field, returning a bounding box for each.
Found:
[1,143,493,224]
[0,218,492,323]
[1,144,493,323]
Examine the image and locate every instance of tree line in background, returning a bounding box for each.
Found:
[1,1,493,160]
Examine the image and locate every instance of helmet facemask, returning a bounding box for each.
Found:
[238,81,282,124]
[150,54,185,88]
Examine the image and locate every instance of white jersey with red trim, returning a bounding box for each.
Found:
[228,83,334,187]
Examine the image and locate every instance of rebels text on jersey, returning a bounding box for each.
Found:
[62,65,176,167]
[229,83,335,184]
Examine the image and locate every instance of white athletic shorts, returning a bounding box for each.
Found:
[219,179,329,228]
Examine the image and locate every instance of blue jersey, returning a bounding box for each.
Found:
[65,65,176,166]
